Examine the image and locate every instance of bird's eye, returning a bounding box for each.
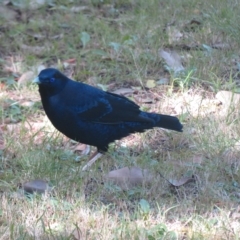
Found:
[50,77,55,83]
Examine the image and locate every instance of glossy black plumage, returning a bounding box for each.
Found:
[35,68,183,153]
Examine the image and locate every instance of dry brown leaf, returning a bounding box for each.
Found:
[19,101,35,107]
[168,175,195,187]
[70,6,91,13]
[63,59,76,68]
[23,179,51,194]
[64,58,76,64]
[159,49,184,73]
[73,143,90,156]
[73,143,87,151]
[112,88,134,96]
[133,91,154,104]
[0,5,18,22]
[105,166,154,190]
[19,0,47,10]
[72,228,83,240]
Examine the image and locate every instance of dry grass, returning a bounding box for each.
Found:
[1,0,240,239]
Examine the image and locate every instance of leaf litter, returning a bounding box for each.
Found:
[22,179,52,194]
[105,166,154,190]
[105,166,196,191]
[159,49,185,74]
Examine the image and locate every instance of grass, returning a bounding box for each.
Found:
[1,0,240,239]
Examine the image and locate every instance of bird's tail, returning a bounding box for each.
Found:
[148,113,183,132]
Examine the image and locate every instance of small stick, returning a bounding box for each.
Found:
[82,152,103,171]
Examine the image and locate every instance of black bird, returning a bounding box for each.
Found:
[34,68,183,170]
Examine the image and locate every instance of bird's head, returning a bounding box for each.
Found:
[33,68,68,96]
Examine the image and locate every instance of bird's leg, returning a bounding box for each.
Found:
[82,151,103,171]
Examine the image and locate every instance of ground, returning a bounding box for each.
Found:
[0,0,240,239]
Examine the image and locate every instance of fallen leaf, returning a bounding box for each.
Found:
[70,6,91,12]
[19,101,35,107]
[64,58,76,64]
[146,79,156,88]
[168,175,195,187]
[139,199,150,214]
[109,42,121,53]
[0,5,18,22]
[202,44,212,53]
[13,0,47,10]
[112,88,134,96]
[134,91,154,103]
[72,228,82,240]
[159,49,184,73]
[23,179,51,194]
[73,143,90,156]
[105,166,154,190]
[73,143,87,151]
[80,32,90,48]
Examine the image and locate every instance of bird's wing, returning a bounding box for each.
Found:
[77,91,152,124]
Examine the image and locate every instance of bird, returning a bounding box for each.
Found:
[34,68,183,170]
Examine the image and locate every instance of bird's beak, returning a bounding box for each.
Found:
[33,77,40,84]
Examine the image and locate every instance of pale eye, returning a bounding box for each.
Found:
[50,77,55,83]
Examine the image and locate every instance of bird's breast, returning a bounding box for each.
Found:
[41,94,85,140]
